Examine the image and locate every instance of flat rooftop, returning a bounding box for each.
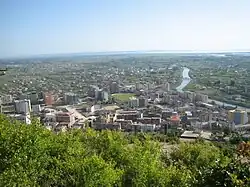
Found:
[181,131,200,139]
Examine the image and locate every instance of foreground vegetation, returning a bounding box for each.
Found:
[0,115,249,187]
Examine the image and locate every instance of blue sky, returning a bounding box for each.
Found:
[1,0,250,57]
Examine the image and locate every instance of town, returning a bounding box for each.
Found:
[1,53,249,141]
[1,0,250,185]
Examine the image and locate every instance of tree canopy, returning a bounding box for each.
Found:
[0,114,249,186]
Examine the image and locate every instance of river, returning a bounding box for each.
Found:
[176,67,250,111]
[176,67,191,92]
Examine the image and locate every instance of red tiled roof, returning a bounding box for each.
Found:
[170,115,180,121]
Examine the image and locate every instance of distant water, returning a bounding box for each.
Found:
[4,50,250,60]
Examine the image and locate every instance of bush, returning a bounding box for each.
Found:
[0,115,249,186]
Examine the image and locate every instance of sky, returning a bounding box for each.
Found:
[1,0,250,58]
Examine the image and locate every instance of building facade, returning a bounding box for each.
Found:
[164,82,170,92]
[14,99,31,114]
[228,109,248,125]
[64,92,78,105]
[56,112,75,126]
[0,95,13,104]
[29,92,38,104]
[110,82,119,94]
[138,97,148,107]
[44,92,55,106]
[196,93,208,103]
[129,97,139,108]
[88,85,99,97]
[9,114,31,125]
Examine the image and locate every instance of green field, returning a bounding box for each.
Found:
[184,83,199,91]
[112,93,135,102]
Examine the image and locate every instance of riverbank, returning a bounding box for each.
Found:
[176,67,250,111]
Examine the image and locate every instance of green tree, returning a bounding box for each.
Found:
[168,142,229,170]
[0,114,249,187]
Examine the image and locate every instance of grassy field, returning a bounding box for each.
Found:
[184,83,199,91]
[112,93,135,102]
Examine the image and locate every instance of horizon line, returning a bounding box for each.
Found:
[1,49,250,60]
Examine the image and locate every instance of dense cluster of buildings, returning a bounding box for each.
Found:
[1,81,250,140]
[1,60,250,140]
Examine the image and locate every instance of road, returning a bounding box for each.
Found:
[207,99,250,112]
